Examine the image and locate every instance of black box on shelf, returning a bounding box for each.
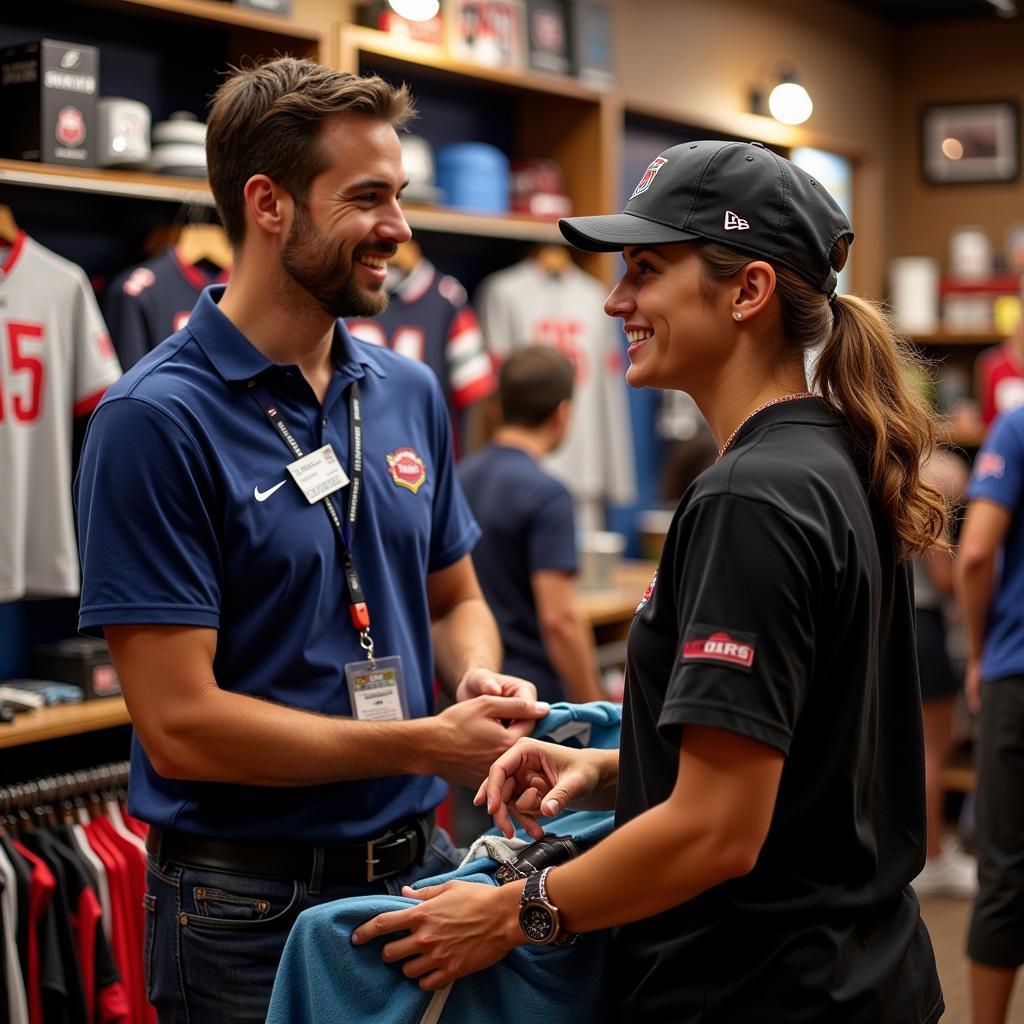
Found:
[0,39,99,167]
[233,0,292,15]
[31,638,121,700]
[527,0,570,75]
[567,0,614,86]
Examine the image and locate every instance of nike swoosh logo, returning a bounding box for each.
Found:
[253,480,288,502]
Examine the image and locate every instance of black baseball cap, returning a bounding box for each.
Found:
[559,140,854,299]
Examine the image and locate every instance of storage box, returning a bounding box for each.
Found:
[0,39,99,166]
[447,0,526,69]
[567,0,613,86]
[526,0,570,75]
[31,638,121,700]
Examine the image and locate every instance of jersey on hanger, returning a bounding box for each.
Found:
[476,260,636,506]
[103,247,228,370]
[0,232,121,600]
[976,340,1024,428]
[346,258,495,421]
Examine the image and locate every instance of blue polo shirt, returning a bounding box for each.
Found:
[968,406,1024,684]
[76,286,480,843]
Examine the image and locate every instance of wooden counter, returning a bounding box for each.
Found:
[578,560,657,632]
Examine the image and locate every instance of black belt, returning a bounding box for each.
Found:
[145,812,435,885]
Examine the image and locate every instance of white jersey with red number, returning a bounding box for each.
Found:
[0,232,121,599]
[476,259,636,505]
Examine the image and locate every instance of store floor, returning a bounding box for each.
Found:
[920,894,1024,1022]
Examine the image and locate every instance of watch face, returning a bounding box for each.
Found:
[520,901,556,943]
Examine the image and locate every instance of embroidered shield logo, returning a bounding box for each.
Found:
[386,447,427,494]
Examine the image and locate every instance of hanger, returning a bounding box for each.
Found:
[533,243,572,276]
[176,222,233,271]
[0,204,21,245]
[390,238,422,276]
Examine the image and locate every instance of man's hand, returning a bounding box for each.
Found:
[429,696,549,788]
[965,658,983,715]
[351,879,523,991]
[455,668,538,705]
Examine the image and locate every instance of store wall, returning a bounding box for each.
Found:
[611,0,899,299]
[894,17,1024,272]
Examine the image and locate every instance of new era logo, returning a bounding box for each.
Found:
[724,210,749,231]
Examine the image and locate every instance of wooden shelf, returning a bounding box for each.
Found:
[65,0,324,42]
[0,697,130,750]
[340,24,606,102]
[578,560,657,629]
[0,159,564,240]
[0,159,216,206]
[909,332,1003,346]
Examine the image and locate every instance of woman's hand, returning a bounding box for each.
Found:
[476,737,613,839]
[351,879,523,991]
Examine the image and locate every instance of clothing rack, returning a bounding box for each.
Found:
[0,760,130,817]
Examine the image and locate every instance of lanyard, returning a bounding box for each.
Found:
[248,378,375,660]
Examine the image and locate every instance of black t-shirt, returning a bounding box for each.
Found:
[613,398,943,1023]
[458,444,577,703]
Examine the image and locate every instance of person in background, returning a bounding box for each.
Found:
[912,446,975,897]
[74,58,546,1024]
[458,345,605,706]
[957,404,1024,1024]
[975,276,1024,430]
[353,140,945,1022]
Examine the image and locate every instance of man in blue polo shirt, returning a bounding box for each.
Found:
[75,59,546,1024]
[958,404,1024,1024]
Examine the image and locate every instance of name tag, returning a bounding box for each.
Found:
[287,444,349,504]
[345,656,407,721]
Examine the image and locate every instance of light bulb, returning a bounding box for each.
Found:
[768,81,813,126]
[388,0,440,20]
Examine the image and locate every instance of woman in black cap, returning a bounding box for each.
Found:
[353,141,946,1023]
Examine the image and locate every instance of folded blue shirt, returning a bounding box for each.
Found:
[266,701,620,1024]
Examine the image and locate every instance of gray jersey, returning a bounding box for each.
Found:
[476,260,636,505]
[0,234,121,599]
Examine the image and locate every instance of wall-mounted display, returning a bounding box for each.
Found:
[921,100,1019,185]
[447,0,525,68]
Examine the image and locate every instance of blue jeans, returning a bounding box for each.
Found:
[143,828,461,1024]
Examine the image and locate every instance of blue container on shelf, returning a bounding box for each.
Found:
[435,143,510,214]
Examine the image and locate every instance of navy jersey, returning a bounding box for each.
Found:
[347,259,495,422]
[103,248,228,369]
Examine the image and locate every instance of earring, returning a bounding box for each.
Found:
[733,312,743,321]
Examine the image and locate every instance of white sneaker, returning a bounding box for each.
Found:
[913,838,978,897]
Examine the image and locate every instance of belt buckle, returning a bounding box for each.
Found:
[366,829,408,883]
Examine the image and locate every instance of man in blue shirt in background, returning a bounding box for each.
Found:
[459,346,603,706]
[75,58,545,1024]
[958,404,1024,1024]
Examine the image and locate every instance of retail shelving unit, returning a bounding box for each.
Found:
[0,698,130,750]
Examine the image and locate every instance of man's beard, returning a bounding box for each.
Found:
[281,204,391,319]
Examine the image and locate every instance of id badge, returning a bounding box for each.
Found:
[345,655,408,721]
[287,444,349,504]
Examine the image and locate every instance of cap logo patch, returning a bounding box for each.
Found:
[386,447,427,494]
[975,451,1005,481]
[724,211,749,231]
[682,626,756,670]
[630,157,668,201]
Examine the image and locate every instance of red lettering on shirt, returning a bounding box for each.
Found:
[682,630,755,669]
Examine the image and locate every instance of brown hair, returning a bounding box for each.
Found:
[206,57,414,245]
[697,239,947,559]
[500,346,575,427]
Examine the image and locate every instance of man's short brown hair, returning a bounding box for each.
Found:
[206,57,414,245]
[499,346,576,428]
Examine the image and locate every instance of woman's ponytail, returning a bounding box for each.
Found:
[813,293,946,558]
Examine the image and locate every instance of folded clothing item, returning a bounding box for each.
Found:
[0,678,85,706]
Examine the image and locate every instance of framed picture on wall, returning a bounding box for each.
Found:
[921,100,1020,185]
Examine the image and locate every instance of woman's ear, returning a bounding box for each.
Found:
[731,261,777,322]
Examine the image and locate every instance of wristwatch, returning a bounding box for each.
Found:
[518,866,579,947]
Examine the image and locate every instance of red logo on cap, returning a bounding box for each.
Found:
[56,106,85,147]
[630,157,667,201]
[386,447,427,494]
[682,630,755,669]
